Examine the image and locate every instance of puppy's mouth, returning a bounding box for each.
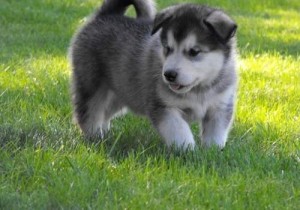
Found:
[168,83,192,93]
[169,83,185,91]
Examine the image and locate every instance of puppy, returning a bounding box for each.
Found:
[69,0,238,150]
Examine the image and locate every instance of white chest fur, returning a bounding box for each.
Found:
[161,86,235,122]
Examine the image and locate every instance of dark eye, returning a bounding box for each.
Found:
[188,48,201,57]
[163,46,172,56]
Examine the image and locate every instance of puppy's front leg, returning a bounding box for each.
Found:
[154,108,195,150]
[201,103,234,149]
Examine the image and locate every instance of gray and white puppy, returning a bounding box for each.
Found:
[69,0,238,150]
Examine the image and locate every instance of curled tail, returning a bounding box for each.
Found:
[98,0,156,19]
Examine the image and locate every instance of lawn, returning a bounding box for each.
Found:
[0,0,299,209]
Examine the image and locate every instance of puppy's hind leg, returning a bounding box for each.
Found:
[103,92,127,132]
[74,87,115,139]
[151,108,195,150]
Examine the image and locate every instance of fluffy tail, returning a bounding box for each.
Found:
[97,0,156,19]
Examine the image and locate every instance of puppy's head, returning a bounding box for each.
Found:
[152,4,237,94]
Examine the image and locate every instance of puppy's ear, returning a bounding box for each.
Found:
[204,10,237,43]
[151,7,174,35]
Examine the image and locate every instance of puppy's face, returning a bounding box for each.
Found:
[161,31,225,94]
[152,4,237,94]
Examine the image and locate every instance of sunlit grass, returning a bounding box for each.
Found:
[0,0,299,209]
[236,9,300,56]
[236,53,300,155]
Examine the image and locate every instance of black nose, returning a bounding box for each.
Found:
[164,70,177,82]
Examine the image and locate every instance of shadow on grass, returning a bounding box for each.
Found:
[0,0,97,64]
[1,111,299,182]
[95,121,300,180]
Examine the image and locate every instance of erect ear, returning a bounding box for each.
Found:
[151,7,175,35]
[204,10,237,43]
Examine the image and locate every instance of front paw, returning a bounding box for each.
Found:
[156,109,195,150]
[201,134,227,149]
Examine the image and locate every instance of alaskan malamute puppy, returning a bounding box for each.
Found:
[69,0,238,150]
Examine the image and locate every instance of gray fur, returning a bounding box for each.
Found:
[69,0,238,150]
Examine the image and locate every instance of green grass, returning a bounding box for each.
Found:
[0,0,299,209]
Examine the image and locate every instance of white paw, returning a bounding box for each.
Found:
[158,109,195,150]
[202,134,227,149]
